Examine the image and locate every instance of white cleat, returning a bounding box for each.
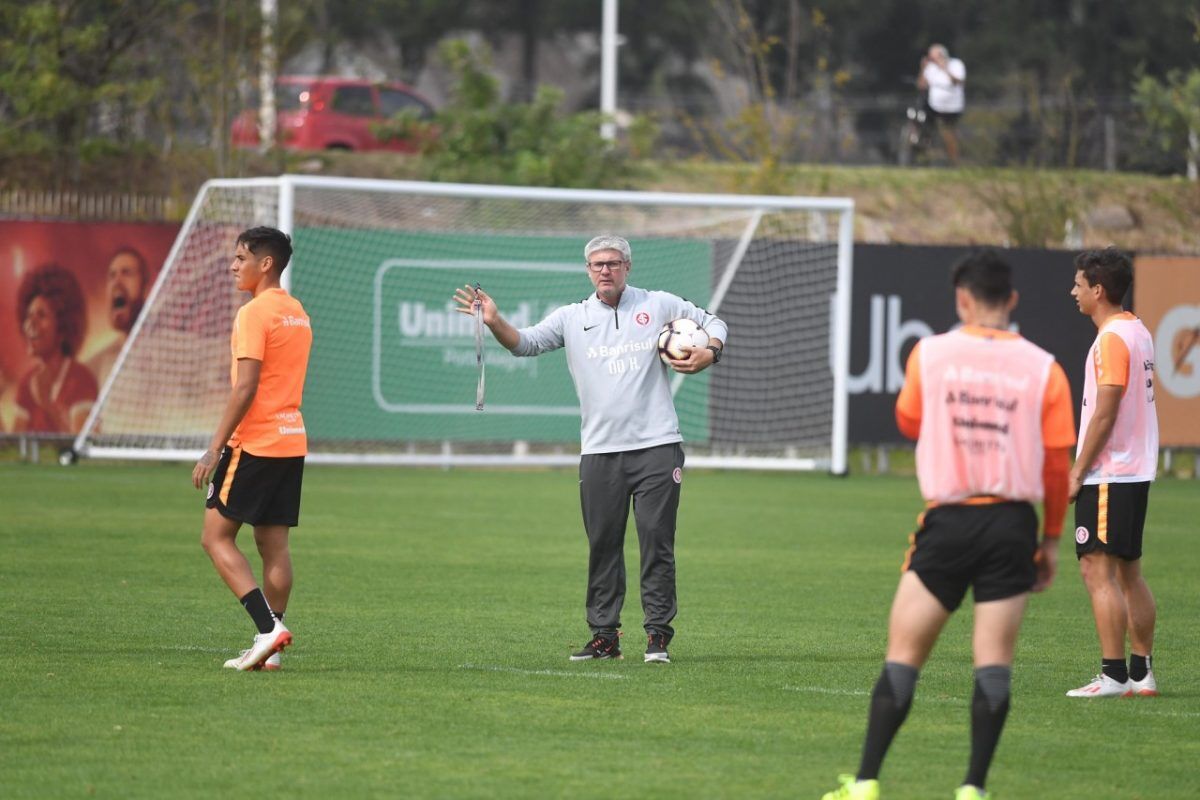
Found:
[1129,670,1158,697]
[1066,673,1131,698]
[222,621,292,672]
[224,650,282,671]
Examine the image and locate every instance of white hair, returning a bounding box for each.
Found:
[584,235,631,263]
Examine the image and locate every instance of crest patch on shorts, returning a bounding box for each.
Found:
[1075,525,1090,544]
[207,482,215,500]
[672,467,682,484]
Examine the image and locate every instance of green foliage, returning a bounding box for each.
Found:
[1133,68,1200,176]
[0,1,165,179]
[682,1,845,194]
[376,39,652,189]
[971,169,1078,247]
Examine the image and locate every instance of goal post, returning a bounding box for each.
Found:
[74,176,854,473]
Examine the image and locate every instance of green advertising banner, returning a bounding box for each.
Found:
[292,230,712,444]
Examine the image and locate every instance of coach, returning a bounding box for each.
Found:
[452,234,727,664]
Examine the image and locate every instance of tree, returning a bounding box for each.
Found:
[1132,11,1200,180]
[1134,68,1200,180]
[377,39,649,188]
[0,0,172,184]
[311,0,472,81]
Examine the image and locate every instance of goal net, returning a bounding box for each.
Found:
[75,177,854,472]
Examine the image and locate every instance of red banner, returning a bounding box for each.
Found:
[1,221,180,434]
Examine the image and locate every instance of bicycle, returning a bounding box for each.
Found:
[898,95,931,166]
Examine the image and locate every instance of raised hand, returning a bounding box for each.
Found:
[453,284,498,325]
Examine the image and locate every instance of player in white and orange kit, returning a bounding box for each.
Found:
[822,251,1075,800]
[1066,247,1160,699]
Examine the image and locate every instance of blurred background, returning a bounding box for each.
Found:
[2,0,1199,189]
[2,0,1198,456]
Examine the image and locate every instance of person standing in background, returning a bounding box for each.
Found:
[918,44,967,164]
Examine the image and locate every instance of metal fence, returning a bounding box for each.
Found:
[625,91,1179,173]
[0,190,178,222]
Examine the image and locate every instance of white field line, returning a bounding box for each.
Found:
[783,685,1200,716]
[159,645,232,654]
[783,685,960,705]
[461,663,628,680]
[157,645,303,658]
[783,685,870,697]
[1134,708,1200,718]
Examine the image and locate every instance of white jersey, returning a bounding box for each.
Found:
[513,285,728,455]
[924,58,966,113]
[1078,314,1159,484]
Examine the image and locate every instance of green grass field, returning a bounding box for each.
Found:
[1,462,1197,799]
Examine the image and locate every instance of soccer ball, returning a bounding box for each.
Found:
[657,318,708,364]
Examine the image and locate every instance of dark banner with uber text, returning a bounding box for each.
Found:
[848,245,1098,444]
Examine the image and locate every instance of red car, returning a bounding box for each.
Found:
[231,76,435,152]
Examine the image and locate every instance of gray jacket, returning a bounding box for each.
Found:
[512,285,728,455]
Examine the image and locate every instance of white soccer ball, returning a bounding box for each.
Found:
[657,318,708,364]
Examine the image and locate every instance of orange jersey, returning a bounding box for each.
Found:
[228,288,312,457]
[896,326,1075,505]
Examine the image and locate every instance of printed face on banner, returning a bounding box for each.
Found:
[0,222,177,433]
[105,249,148,334]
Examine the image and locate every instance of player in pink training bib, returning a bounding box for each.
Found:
[1066,247,1160,699]
[822,250,1075,800]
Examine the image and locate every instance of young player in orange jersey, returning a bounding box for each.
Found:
[1066,248,1160,698]
[822,250,1075,800]
[191,227,312,672]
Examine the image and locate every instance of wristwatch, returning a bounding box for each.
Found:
[706,345,722,364]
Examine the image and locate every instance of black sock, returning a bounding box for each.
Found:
[857,662,919,781]
[272,610,286,622]
[965,666,1011,789]
[1102,658,1128,683]
[239,588,276,634]
[1129,653,1151,682]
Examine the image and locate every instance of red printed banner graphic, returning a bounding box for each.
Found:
[0,221,180,434]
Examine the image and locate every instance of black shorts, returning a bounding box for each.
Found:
[205,446,305,527]
[903,501,1038,612]
[1074,482,1150,561]
[929,108,961,127]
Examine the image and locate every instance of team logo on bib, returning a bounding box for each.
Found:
[672,467,682,484]
[636,311,651,326]
[1075,526,1090,544]
[207,482,215,500]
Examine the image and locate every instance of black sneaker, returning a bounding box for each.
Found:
[644,632,671,663]
[569,632,622,661]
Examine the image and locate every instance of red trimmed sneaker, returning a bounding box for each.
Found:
[222,621,292,672]
[224,649,282,671]
[569,632,622,661]
[644,632,671,664]
[1066,673,1131,698]
[1129,670,1158,697]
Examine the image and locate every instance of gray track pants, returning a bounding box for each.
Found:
[579,442,684,638]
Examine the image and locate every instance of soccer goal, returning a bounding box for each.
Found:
[74,176,854,473]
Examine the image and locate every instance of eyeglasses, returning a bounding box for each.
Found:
[585,260,627,272]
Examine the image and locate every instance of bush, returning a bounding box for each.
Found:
[971,168,1078,247]
[375,40,653,189]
